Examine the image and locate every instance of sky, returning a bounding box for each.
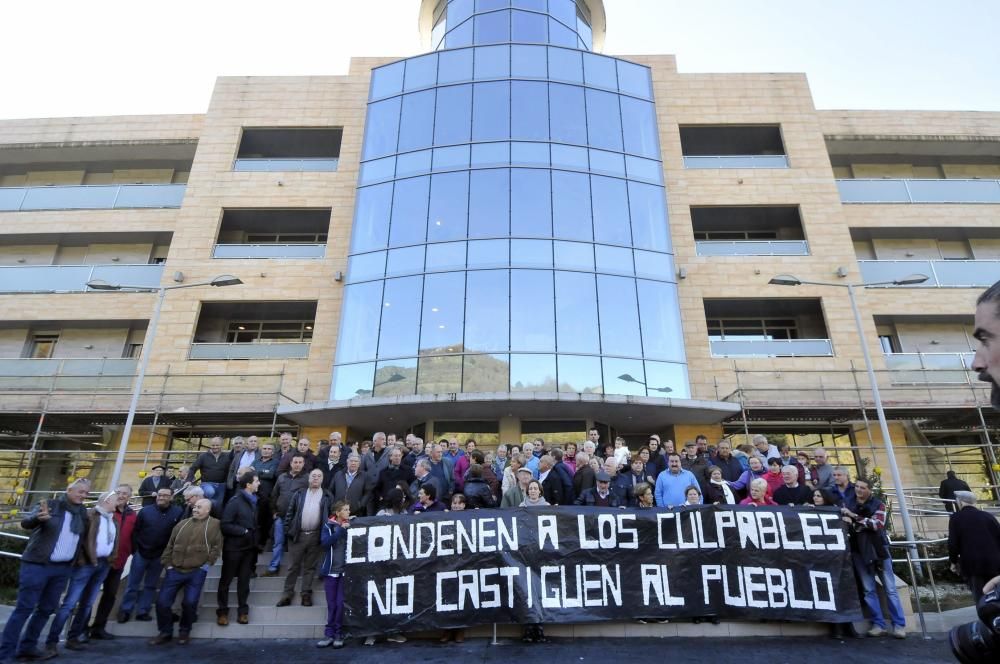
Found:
[1,0,997,120]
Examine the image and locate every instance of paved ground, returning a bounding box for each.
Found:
[41,634,956,663]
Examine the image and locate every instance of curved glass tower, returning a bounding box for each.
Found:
[332,0,688,402]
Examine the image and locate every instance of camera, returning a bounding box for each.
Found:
[949,588,1000,663]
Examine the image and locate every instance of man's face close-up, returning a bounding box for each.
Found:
[973,300,1000,407]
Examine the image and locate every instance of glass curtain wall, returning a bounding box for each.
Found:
[333,7,687,402]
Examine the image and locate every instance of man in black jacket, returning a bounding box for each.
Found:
[187,437,231,515]
[538,456,563,506]
[948,491,1000,601]
[374,448,413,512]
[217,471,259,626]
[939,470,972,513]
[118,487,181,622]
[251,443,280,551]
[278,469,332,607]
[137,466,168,506]
[265,455,308,576]
[462,465,496,509]
[0,478,90,662]
[576,472,624,507]
[712,441,744,482]
[331,453,372,517]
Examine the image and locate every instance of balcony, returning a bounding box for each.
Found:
[859,260,1000,288]
[232,158,339,172]
[0,358,137,390]
[234,128,342,172]
[0,264,164,293]
[696,240,809,256]
[212,244,326,259]
[189,342,311,360]
[884,352,974,384]
[710,338,834,358]
[0,183,186,212]
[838,179,1000,204]
[683,155,789,169]
[680,125,788,169]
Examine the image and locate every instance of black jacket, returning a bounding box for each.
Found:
[331,470,373,516]
[552,462,576,504]
[283,487,334,543]
[137,475,169,506]
[575,487,624,508]
[615,471,646,506]
[375,464,415,509]
[251,456,280,501]
[573,466,596,498]
[463,477,496,509]
[713,456,744,483]
[187,451,231,484]
[19,498,87,565]
[221,490,258,552]
[541,472,564,506]
[132,503,183,559]
[271,471,309,517]
[948,505,1000,578]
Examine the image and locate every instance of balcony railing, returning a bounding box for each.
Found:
[859,259,1000,288]
[684,155,789,169]
[0,264,164,293]
[212,244,326,259]
[838,178,1000,204]
[233,158,339,172]
[189,342,311,360]
[0,358,138,391]
[696,240,809,256]
[884,352,974,385]
[710,338,834,358]
[0,183,185,211]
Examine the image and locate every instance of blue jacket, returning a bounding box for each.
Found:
[319,520,348,576]
[132,503,183,559]
[654,469,701,507]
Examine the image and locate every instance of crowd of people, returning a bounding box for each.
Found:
[1,429,915,658]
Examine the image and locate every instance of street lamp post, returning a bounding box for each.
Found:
[87,275,243,489]
[768,273,927,551]
[617,373,673,394]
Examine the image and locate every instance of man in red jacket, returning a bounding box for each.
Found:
[88,484,137,640]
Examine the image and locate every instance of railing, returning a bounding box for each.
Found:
[0,263,164,293]
[0,183,185,211]
[837,178,1000,204]
[212,243,326,259]
[683,155,789,169]
[233,158,339,172]
[710,338,834,357]
[696,240,809,256]
[859,259,1000,288]
[884,352,974,385]
[0,358,139,391]
[189,342,311,360]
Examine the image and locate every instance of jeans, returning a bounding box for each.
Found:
[217,548,255,616]
[853,555,906,629]
[323,575,345,639]
[268,516,285,571]
[156,567,208,636]
[203,482,226,516]
[47,561,110,645]
[120,553,162,616]
[0,561,72,660]
[89,566,123,631]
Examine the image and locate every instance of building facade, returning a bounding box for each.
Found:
[0,0,998,516]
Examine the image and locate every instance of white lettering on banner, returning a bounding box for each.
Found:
[577,514,639,550]
[367,575,415,615]
[640,564,685,607]
[349,517,520,563]
[540,564,622,609]
[654,509,844,552]
[345,528,366,563]
[701,565,838,611]
[777,512,804,550]
[799,513,828,551]
[538,515,559,550]
[819,513,846,550]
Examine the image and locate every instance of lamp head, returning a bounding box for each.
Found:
[893,274,929,286]
[210,275,243,287]
[85,279,119,291]
[618,373,639,384]
[768,275,802,287]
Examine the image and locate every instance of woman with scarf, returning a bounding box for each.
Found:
[47,491,120,651]
[727,455,768,501]
[704,467,737,504]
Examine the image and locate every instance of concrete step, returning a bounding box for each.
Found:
[199,589,328,608]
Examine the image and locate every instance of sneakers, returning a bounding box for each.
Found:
[316,638,334,648]
[333,638,345,649]
[893,625,907,639]
[867,625,886,637]
[386,634,406,643]
[363,637,376,646]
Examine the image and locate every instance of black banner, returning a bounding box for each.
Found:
[342,505,863,635]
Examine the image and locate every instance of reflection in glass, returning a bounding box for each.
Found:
[512,0,545,9]
[597,274,642,357]
[549,84,586,145]
[548,47,582,85]
[552,171,592,241]
[474,44,510,79]
[510,354,557,392]
[351,183,393,253]
[472,82,510,141]
[373,359,417,396]
[628,181,669,252]
[370,61,404,100]
[511,142,549,166]
[421,272,466,354]
[428,171,469,242]
[603,357,646,397]
[438,48,473,84]
[468,239,509,269]
[511,239,552,268]
[331,362,375,400]
[553,240,594,271]
[591,176,631,246]
[474,10,511,44]
[404,53,438,91]
[511,82,549,141]
[511,269,554,352]
[617,60,653,99]
[434,84,472,145]
[448,0,475,27]
[389,176,430,246]
[548,19,577,48]
[471,141,510,167]
[595,245,633,275]
[397,90,436,152]
[426,242,467,272]
[588,149,626,177]
[633,249,673,281]
[463,354,510,392]
[386,245,425,277]
[512,44,547,78]
[434,145,471,170]
[395,150,432,178]
[511,10,547,43]
[549,0,577,27]
[336,281,383,363]
[469,169,510,237]
[465,269,509,352]
[550,144,588,171]
[362,97,401,160]
[417,355,462,394]
[626,155,662,183]
[557,355,603,393]
[583,52,617,89]
[359,156,395,185]
[644,360,689,398]
[555,271,600,354]
[620,97,659,159]
[511,169,552,237]
[378,276,423,358]
[446,17,473,48]
[586,89,623,152]
[637,280,685,362]
[347,251,386,282]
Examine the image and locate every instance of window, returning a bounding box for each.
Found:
[510,169,551,237]
[226,321,313,343]
[397,90,436,153]
[123,343,143,359]
[585,89,623,152]
[472,82,510,142]
[389,176,430,247]
[468,169,510,238]
[466,270,509,352]
[879,335,898,354]
[551,171,593,242]
[510,269,554,352]
[434,85,472,145]
[420,272,466,354]
[597,275,642,356]
[351,183,393,253]
[362,97,402,160]
[245,233,328,243]
[707,319,799,341]
[337,281,384,363]
[591,176,631,246]
[548,84,586,145]
[427,172,470,242]
[28,334,58,359]
[555,271,600,354]
[511,82,549,141]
